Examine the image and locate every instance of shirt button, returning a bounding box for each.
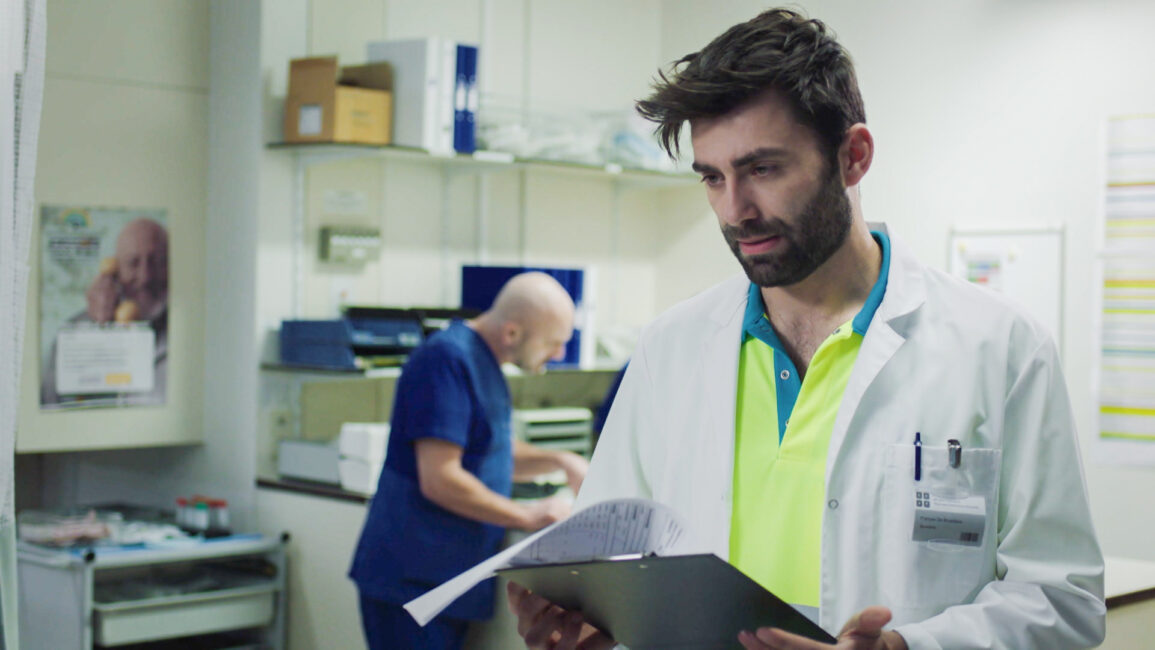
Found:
[828,499,839,510]
[779,369,790,380]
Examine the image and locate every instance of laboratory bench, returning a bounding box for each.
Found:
[18,533,287,649]
[254,474,567,649]
[256,475,370,505]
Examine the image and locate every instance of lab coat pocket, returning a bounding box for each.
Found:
[878,443,1001,616]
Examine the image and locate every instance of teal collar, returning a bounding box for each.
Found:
[742,230,891,346]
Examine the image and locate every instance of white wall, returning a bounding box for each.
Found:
[17,0,209,453]
[16,1,215,519]
[200,0,263,533]
[16,1,269,530]
[657,0,1155,561]
[257,0,675,339]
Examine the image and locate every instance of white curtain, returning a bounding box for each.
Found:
[1,0,45,646]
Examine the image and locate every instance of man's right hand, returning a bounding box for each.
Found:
[86,271,120,322]
[507,581,615,650]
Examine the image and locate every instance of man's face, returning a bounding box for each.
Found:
[116,220,169,319]
[511,314,573,375]
[690,91,852,287]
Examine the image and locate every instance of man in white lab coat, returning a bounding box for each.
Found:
[509,7,1105,650]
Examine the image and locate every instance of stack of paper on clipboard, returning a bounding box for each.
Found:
[404,497,835,648]
[366,37,478,154]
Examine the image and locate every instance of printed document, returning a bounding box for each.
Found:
[404,497,693,625]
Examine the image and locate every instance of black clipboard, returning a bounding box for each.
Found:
[498,553,835,649]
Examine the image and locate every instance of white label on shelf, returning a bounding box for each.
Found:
[322,189,369,215]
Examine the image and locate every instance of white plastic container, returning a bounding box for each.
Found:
[338,458,384,495]
[338,422,390,465]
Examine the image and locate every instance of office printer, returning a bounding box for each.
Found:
[279,307,424,370]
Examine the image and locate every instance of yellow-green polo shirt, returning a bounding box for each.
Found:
[730,231,890,610]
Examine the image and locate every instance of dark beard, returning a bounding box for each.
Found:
[721,166,852,287]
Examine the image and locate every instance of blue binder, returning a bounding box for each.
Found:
[453,44,478,153]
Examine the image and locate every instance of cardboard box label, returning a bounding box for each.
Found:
[298,104,323,136]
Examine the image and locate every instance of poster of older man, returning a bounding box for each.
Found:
[39,206,169,410]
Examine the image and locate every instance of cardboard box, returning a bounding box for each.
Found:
[283,56,393,145]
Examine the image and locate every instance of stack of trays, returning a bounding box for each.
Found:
[338,422,390,494]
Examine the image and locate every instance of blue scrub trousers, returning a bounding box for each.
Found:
[359,594,470,650]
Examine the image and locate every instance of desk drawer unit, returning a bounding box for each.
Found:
[93,584,276,646]
[17,534,287,649]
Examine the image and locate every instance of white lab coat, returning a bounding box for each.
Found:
[577,231,1105,649]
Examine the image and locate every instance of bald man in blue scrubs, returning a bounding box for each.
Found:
[349,272,590,650]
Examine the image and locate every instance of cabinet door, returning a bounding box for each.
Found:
[18,560,88,648]
[257,487,365,649]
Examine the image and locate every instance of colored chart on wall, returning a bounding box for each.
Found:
[1096,115,1155,464]
[948,226,1063,348]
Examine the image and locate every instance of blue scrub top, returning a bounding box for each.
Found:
[350,321,513,620]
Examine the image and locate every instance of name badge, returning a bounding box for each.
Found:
[911,490,985,547]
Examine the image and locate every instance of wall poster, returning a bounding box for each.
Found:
[39,206,169,410]
[948,226,1063,347]
[1095,115,1155,464]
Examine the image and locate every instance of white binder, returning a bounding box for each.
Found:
[366,37,457,153]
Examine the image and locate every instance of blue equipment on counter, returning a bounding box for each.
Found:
[343,307,426,356]
[279,320,357,369]
[280,309,425,370]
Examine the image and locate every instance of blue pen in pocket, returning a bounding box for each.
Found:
[914,432,922,481]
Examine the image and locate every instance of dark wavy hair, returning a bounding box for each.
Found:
[636,8,865,162]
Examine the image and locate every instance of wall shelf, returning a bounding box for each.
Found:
[265,140,700,318]
[260,361,402,378]
[266,141,699,189]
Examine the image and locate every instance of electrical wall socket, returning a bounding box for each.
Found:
[319,225,381,264]
[268,408,295,441]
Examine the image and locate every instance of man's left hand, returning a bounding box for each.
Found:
[507,581,614,650]
[738,606,907,650]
